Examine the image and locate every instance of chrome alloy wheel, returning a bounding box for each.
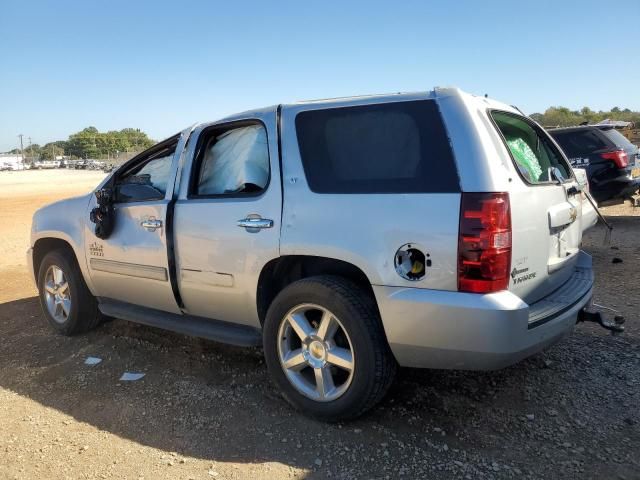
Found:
[43,265,71,324]
[277,304,355,402]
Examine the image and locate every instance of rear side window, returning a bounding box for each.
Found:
[295,100,459,193]
[550,129,608,157]
[491,111,571,184]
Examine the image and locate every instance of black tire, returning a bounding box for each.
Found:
[37,249,100,335]
[263,275,397,421]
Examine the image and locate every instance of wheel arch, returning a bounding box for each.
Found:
[32,236,76,279]
[31,233,95,295]
[256,255,377,326]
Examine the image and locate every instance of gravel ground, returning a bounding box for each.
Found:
[0,171,638,479]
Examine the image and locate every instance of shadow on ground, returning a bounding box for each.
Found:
[0,254,638,479]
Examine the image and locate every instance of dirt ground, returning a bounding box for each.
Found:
[0,170,638,479]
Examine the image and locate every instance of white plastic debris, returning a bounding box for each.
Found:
[119,372,145,381]
[84,357,102,366]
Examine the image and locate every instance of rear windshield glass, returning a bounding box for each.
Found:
[550,129,608,157]
[491,111,571,184]
[599,128,635,150]
[295,100,459,193]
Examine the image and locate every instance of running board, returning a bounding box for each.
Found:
[98,299,262,347]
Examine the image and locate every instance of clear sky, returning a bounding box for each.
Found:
[1,0,639,151]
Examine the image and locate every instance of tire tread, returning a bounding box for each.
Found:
[264,275,396,421]
[38,248,100,335]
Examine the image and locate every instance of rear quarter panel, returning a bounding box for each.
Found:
[280,98,460,290]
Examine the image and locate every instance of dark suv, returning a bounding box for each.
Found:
[549,126,640,204]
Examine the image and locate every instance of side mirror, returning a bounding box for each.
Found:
[116,183,164,202]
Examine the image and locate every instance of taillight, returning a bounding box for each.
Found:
[600,150,628,169]
[458,192,512,294]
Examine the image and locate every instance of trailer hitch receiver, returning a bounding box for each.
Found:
[577,308,625,334]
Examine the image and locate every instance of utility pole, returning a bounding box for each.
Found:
[18,134,24,162]
[28,137,33,164]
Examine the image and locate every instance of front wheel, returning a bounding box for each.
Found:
[263,275,396,421]
[37,249,100,335]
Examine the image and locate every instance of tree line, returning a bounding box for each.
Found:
[9,126,156,160]
[7,107,639,160]
[530,106,640,128]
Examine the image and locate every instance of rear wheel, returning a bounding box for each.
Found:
[263,275,396,421]
[37,249,100,335]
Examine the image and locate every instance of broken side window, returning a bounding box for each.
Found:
[196,124,270,196]
[491,111,571,184]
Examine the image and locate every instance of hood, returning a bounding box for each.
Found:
[32,193,93,242]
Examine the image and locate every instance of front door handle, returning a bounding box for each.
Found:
[141,219,162,231]
[237,217,273,229]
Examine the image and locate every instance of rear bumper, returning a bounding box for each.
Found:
[593,175,640,203]
[375,251,593,370]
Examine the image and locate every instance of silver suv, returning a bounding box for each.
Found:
[29,88,595,420]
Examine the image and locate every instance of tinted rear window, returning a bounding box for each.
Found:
[599,128,635,150]
[550,129,608,157]
[295,100,459,193]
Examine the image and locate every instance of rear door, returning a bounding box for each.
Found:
[172,111,281,327]
[491,112,583,304]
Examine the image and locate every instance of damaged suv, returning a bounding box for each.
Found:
[29,88,599,420]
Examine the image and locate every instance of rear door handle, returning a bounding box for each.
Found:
[237,217,273,229]
[141,219,162,231]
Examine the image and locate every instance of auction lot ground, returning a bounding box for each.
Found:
[1,169,639,479]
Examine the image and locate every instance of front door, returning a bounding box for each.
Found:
[85,133,187,314]
[172,113,282,327]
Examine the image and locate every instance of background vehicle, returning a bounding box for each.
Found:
[571,167,598,231]
[29,88,595,420]
[549,125,640,204]
[88,160,106,170]
[69,159,90,169]
[32,160,61,169]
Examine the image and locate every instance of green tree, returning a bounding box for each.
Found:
[532,106,640,128]
[65,126,155,159]
[24,143,41,161]
[40,143,65,160]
